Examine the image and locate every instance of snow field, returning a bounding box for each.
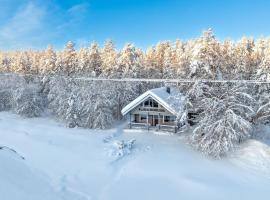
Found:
[0,112,270,200]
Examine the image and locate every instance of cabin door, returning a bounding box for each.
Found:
[153,115,159,126]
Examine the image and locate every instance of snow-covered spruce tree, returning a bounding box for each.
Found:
[189,83,255,158]
[12,84,44,118]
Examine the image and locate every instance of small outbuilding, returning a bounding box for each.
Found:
[121,87,186,133]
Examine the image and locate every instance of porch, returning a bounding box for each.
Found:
[127,122,178,133]
[128,113,178,133]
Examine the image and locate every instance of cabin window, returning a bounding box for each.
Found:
[140,114,147,121]
[149,99,153,107]
[164,116,176,122]
[153,100,158,107]
[144,100,149,107]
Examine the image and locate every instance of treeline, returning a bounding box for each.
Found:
[1,29,270,80]
[0,74,159,128]
[1,74,270,158]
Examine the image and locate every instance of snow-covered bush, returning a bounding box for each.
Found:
[12,84,44,118]
[0,90,13,111]
[110,139,136,157]
[189,83,255,158]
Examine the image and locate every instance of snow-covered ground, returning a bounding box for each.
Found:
[0,112,270,200]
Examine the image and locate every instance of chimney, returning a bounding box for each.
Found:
[166,87,170,94]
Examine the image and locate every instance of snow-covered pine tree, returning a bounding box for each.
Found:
[233,37,256,79]
[12,51,32,75]
[255,40,270,81]
[189,29,222,79]
[62,41,77,76]
[41,45,57,75]
[163,42,177,79]
[155,41,171,78]
[174,40,191,79]
[117,43,143,78]
[92,81,116,129]
[251,83,270,124]
[144,46,161,78]
[189,83,255,158]
[100,40,117,77]
[77,47,89,75]
[88,42,102,77]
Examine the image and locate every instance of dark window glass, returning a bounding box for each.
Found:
[164,116,175,122]
[144,100,149,106]
[141,114,147,121]
[149,99,153,107]
[153,100,158,107]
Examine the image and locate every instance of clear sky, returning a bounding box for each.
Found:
[1,0,270,50]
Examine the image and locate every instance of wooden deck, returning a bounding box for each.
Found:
[128,122,178,133]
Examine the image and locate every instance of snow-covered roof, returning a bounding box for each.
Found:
[121,87,186,116]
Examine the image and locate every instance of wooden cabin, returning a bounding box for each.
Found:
[121,87,185,133]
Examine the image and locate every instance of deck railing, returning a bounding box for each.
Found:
[128,122,178,133]
[138,107,166,112]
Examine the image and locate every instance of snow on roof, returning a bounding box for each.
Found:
[121,87,186,116]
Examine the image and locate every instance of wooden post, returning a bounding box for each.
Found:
[174,120,178,133]
[158,113,160,130]
[129,113,131,129]
[147,112,149,131]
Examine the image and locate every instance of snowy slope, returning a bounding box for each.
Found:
[0,112,270,200]
[0,148,74,200]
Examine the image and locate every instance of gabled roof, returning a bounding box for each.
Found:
[121,87,185,116]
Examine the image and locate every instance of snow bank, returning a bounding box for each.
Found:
[230,140,270,177]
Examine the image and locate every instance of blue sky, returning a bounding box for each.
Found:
[1,0,270,50]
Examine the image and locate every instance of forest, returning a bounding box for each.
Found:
[1,29,270,80]
[1,29,270,158]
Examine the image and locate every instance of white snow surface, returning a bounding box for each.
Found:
[0,112,270,200]
[121,87,185,115]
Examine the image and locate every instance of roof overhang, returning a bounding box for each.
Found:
[121,92,177,116]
